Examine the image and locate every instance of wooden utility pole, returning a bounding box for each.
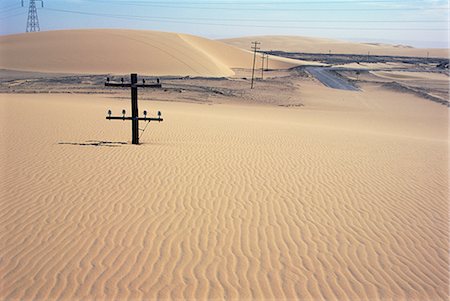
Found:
[105,73,163,145]
[250,41,260,89]
[264,54,269,71]
[261,53,265,80]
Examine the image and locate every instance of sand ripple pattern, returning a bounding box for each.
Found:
[1,94,448,300]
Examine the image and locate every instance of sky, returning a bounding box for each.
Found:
[0,0,449,48]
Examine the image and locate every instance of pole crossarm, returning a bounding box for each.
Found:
[104,73,163,145]
[106,116,163,122]
[105,82,162,88]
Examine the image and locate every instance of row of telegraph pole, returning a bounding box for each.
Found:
[105,42,270,144]
[250,41,269,89]
[105,44,267,144]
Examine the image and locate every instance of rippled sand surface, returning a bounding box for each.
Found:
[1,87,448,300]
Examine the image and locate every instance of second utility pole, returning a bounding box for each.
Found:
[261,53,265,80]
[250,41,260,89]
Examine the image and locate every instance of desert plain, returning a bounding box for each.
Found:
[0,29,449,300]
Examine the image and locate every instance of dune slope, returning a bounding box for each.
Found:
[0,29,307,76]
[0,83,448,300]
[221,35,449,58]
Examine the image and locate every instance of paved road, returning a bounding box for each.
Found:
[306,67,359,91]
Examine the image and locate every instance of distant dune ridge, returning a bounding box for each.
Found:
[221,35,449,58]
[0,29,310,76]
[1,30,447,77]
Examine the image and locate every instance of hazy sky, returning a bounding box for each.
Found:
[1,0,449,48]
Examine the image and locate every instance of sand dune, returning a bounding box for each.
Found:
[0,29,313,77]
[221,35,449,58]
[1,80,448,299]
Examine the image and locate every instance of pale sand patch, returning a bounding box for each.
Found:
[366,71,449,101]
[332,62,412,70]
[371,71,449,81]
[0,86,448,300]
[221,36,449,58]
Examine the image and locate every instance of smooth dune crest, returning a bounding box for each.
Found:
[221,35,449,58]
[0,29,308,76]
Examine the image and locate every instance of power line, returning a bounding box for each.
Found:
[81,0,445,6]
[0,6,22,15]
[0,11,26,21]
[0,3,21,10]
[9,6,447,23]
[42,8,448,31]
[84,0,399,3]
[43,8,446,23]
[69,2,448,12]
[44,7,447,23]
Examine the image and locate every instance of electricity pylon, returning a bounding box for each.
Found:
[23,0,44,32]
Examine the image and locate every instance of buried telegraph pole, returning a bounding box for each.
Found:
[105,73,163,145]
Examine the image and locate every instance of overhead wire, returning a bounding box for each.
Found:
[42,7,447,31]
[0,2,21,10]
[80,0,443,5]
[40,7,446,23]
[67,4,447,12]
[0,11,26,21]
[0,6,22,15]
[4,1,446,32]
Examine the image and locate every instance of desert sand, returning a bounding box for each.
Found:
[221,35,449,58]
[335,70,449,103]
[332,62,411,70]
[1,27,449,300]
[371,70,448,81]
[1,76,448,300]
[0,30,321,77]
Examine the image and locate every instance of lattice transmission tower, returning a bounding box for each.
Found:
[22,0,44,32]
